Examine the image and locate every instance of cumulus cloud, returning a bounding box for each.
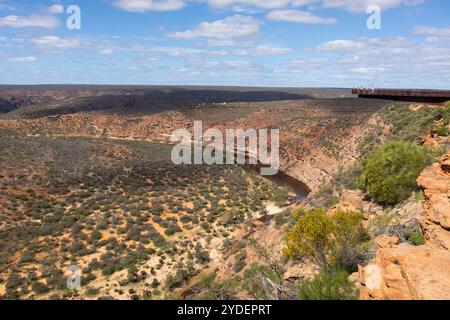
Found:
[114,0,185,12]
[414,25,450,43]
[32,36,81,49]
[166,15,259,40]
[321,0,424,13]
[267,10,337,24]
[208,0,293,10]
[0,15,60,28]
[316,39,362,51]
[48,4,65,14]
[206,0,423,12]
[231,44,292,56]
[99,49,114,55]
[306,34,449,86]
[6,56,37,62]
[414,25,450,37]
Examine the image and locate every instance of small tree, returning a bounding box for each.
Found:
[359,141,434,205]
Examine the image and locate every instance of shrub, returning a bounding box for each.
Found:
[6,273,23,290]
[284,209,333,268]
[298,269,358,300]
[435,126,449,137]
[151,278,161,288]
[242,264,281,300]
[85,286,100,297]
[32,281,50,294]
[381,104,447,141]
[284,209,369,271]
[359,141,434,205]
[405,229,426,246]
[232,251,247,273]
[196,275,240,300]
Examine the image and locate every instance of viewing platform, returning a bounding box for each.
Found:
[352,88,450,103]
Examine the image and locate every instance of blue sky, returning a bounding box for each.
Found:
[0,0,449,88]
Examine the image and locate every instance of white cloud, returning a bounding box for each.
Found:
[414,25,450,37]
[304,34,450,87]
[0,15,60,28]
[321,0,424,13]
[232,44,292,56]
[267,10,337,24]
[32,36,81,49]
[166,15,259,40]
[48,4,65,14]
[316,39,363,51]
[208,0,293,10]
[350,66,387,75]
[206,0,422,12]
[114,0,185,12]
[6,56,37,62]
[99,49,114,55]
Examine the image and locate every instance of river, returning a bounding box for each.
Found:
[244,165,310,203]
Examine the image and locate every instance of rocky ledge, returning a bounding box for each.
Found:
[358,152,450,300]
[417,152,450,250]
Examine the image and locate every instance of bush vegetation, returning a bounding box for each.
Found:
[359,141,434,205]
[0,136,285,299]
[298,268,358,300]
[284,209,370,272]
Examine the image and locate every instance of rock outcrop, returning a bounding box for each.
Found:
[359,153,450,300]
[417,152,450,250]
[358,236,450,300]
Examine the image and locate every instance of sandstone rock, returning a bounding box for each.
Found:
[362,201,384,221]
[374,236,400,249]
[417,152,450,250]
[283,263,318,283]
[359,241,450,300]
[328,189,364,214]
[359,153,450,300]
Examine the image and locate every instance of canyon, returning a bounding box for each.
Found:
[0,86,448,300]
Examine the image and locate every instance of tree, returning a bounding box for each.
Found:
[359,141,434,205]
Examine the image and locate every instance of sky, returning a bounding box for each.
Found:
[0,0,449,88]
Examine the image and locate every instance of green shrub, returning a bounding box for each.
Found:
[435,126,449,137]
[381,104,445,141]
[284,209,369,271]
[359,141,434,205]
[298,269,358,300]
[405,229,426,246]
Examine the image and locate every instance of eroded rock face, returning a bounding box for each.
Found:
[417,152,450,250]
[359,153,450,300]
[359,236,450,300]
